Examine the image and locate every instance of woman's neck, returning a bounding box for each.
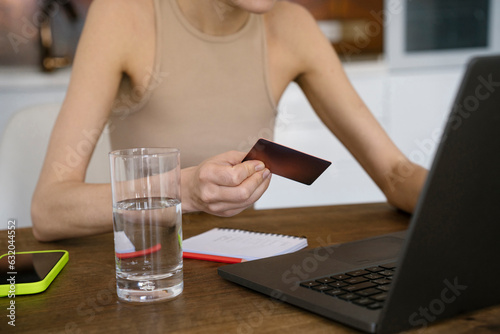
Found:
[176,0,250,36]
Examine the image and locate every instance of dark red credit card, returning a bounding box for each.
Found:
[242,138,332,185]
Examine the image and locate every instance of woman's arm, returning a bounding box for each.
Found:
[272,4,427,213]
[31,0,135,241]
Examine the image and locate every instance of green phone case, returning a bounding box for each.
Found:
[0,250,69,297]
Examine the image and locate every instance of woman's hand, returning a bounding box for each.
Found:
[181,151,272,217]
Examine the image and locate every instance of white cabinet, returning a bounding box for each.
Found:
[256,63,389,209]
[255,62,465,210]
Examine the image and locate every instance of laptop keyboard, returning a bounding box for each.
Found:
[299,262,397,310]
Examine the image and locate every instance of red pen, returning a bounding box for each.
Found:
[116,243,162,259]
[183,252,246,264]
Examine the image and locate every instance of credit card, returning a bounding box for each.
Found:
[242,138,332,185]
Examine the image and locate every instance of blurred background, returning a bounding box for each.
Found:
[0,0,91,68]
[1,0,499,224]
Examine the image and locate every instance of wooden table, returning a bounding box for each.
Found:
[1,203,499,333]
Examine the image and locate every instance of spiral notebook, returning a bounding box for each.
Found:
[182,228,308,263]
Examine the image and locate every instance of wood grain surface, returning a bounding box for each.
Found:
[1,203,499,333]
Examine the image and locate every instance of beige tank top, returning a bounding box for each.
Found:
[108,0,277,168]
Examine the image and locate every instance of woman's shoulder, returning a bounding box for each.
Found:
[264,1,323,47]
[264,1,325,61]
[85,0,154,36]
[265,1,318,32]
[82,0,155,78]
[88,0,153,16]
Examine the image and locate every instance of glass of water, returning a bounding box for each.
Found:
[109,148,183,303]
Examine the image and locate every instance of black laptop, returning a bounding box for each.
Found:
[218,55,500,333]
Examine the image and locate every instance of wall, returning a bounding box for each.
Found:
[0,68,70,138]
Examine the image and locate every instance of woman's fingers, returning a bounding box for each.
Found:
[184,150,272,216]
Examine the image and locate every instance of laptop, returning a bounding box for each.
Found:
[218,55,500,333]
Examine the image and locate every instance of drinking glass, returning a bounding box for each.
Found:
[109,148,183,303]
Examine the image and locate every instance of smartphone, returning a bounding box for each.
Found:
[0,250,68,297]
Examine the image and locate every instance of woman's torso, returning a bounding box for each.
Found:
[108,0,301,168]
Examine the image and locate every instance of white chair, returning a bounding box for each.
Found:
[0,103,111,229]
